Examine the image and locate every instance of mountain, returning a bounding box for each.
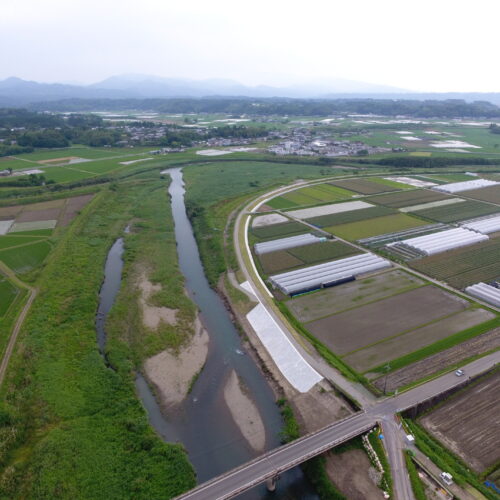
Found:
[0,75,499,106]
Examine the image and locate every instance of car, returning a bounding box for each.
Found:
[455,369,465,377]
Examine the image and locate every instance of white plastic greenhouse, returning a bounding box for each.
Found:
[465,283,500,308]
[432,179,499,194]
[269,253,391,295]
[461,215,500,235]
[254,233,323,255]
[396,228,488,256]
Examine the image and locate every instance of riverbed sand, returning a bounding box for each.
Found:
[224,370,266,453]
[144,316,209,407]
[138,273,178,329]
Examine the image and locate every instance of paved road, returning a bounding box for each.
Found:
[175,413,376,500]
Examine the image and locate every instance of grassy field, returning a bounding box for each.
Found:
[326,213,428,240]
[0,240,52,274]
[0,235,44,250]
[412,199,499,223]
[0,178,195,498]
[305,205,396,227]
[0,277,18,316]
[367,189,450,208]
[410,237,500,288]
[330,177,400,194]
[266,183,354,209]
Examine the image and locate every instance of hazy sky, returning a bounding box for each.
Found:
[1,0,499,92]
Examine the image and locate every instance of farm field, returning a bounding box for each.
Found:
[425,173,478,183]
[305,286,470,356]
[266,183,354,209]
[343,307,494,372]
[411,199,499,223]
[330,177,400,194]
[461,184,500,204]
[325,213,428,240]
[250,221,307,241]
[305,205,396,227]
[0,240,52,273]
[367,189,450,208]
[420,371,500,473]
[0,235,44,250]
[372,327,500,392]
[0,276,18,316]
[410,237,500,289]
[257,240,360,275]
[287,269,424,322]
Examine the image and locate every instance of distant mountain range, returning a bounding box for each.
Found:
[1,75,500,107]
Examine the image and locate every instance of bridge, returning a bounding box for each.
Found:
[175,351,499,500]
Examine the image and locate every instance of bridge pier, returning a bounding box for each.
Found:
[266,474,279,492]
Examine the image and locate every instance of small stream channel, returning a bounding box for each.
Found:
[97,167,317,499]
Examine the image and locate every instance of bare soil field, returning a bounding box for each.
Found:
[60,194,94,226]
[344,308,494,372]
[17,208,61,222]
[306,286,468,355]
[259,250,302,274]
[461,184,500,204]
[372,327,500,391]
[367,189,450,208]
[325,448,384,500]
[331,177,399,195]
[287,269,424,322]
[0,205,23,219]
[420,371,500,473]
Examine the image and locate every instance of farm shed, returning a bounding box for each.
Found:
[395,228,488,256]
[254,233,323,255]
[269,253,391,295]
[461,215,500,235]
[465,283,500,308]
[433,179,499,194]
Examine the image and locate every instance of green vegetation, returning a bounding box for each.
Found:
[251,221,307,241]
[0,240,52,274]
[326,213,428,241]
[267,183,353,209]
[0,278,18,316]
[0,180,195,498]
[106,181,196,371]
[404,451,427,500]
[368,430,393,495]
[366,189,449,208]
[288,241,360,263]
[0,236,44,250]
[404,419,496,499]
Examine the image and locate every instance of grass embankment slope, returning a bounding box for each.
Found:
[182,160,348,285]
[0,178,195,499]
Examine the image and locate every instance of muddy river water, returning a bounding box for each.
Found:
[97,167,317,498]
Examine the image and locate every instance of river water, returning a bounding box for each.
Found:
[98,167,317,499]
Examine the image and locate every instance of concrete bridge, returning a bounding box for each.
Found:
[174,351,500,500]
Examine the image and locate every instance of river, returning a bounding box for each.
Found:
[97,167,317,499]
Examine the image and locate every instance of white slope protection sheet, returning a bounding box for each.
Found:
[0,220,14,235]
[286,200,373,220]
[240,281,257,299]
[247,303,323,393]
[462,215,500,235]
[433,179,499,193]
